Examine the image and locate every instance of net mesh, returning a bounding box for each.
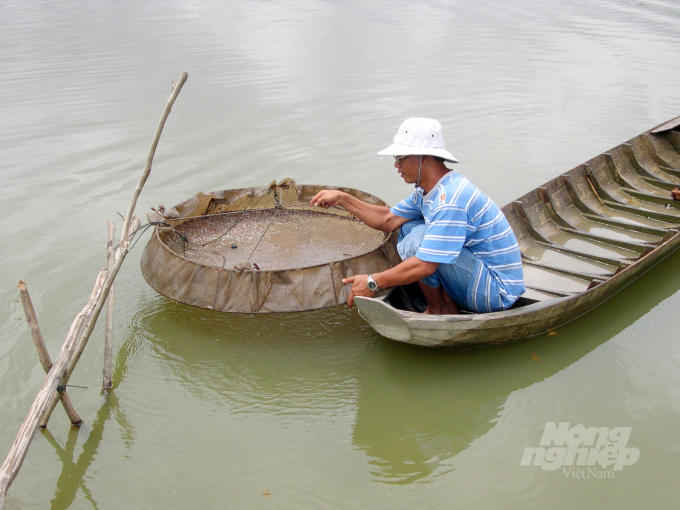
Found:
[141,179,399,313]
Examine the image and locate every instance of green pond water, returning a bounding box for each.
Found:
[1,0,680,508]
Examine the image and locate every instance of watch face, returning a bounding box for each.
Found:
[367,278,378,291]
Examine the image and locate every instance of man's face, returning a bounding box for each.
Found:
[394,155,420,184]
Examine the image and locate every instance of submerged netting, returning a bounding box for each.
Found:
[141,179,400,313]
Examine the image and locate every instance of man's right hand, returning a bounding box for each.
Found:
[310,190,345,209]
[310,189,408,233]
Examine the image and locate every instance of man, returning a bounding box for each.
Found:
[311,117,525,315]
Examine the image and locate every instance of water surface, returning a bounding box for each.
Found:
[2,0,680,508]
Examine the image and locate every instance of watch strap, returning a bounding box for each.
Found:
[367,274,379,292]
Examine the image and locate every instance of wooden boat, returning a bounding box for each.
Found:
[354,115,680,349]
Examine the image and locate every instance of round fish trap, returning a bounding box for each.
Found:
[141,179,400,313]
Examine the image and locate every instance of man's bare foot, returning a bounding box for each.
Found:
[424,306,444,315]
[418,283,461,315]
[442,288,461,314]
[424,304,460,315]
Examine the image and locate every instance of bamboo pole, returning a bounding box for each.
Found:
[1,267,107,501]
[0,71,188,509]
[102,221,116,391]
[17,281,82,425]
[39,214,140,429]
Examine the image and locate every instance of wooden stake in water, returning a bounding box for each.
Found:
[103,220,116,391]
[17,281,82,426]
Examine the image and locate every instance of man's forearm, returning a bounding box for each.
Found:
[336,193,395,231]
[372,256,439,289]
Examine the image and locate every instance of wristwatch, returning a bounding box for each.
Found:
[366,274,379,292]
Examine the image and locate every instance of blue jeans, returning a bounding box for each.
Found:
[397,219,478,309]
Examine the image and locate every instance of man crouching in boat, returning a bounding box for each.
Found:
[311,117,525,315]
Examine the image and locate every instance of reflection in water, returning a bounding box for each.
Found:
[127,249,680,485]
[352,249,680,483]
[43,427,98,510]
[43,339,136,510]
[130,302,374,418]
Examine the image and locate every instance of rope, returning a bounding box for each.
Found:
[164,234,228,267]
[196,188,273,246]
[247,208,280,260]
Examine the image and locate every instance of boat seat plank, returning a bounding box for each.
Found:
[522,264,591,294]
[579,165,680,218]
[621,187,680,210]
[639,175,678,192]
[522,287,560,302]
[648,133,680,168]
[581,213,667,237]
[602,149,674,197]
[626,140,680,183]
[557,175,674,228]
[574,165,636,208]
[548,178,669,236]
[659,165,680,179]
[559,226,648,253]
[601,199,680,224]
[533,240,624,266]
[524,285,577,298]
[640,133,680,169]
[666,131,680,154]
[522,245,617,275]
[522,258,611,282]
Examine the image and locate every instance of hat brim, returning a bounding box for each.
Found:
[377,143,459,163]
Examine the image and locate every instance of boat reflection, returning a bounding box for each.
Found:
[122,248,680,485]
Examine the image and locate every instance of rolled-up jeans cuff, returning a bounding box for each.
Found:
[420,272,441,288]
[399,246,419,260]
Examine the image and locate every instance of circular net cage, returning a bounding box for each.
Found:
[141,178,400,313]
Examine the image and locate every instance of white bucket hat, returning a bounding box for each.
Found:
[377,117,459,163]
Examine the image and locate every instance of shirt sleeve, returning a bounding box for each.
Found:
[390,192,423,220]
[415,205,468,264]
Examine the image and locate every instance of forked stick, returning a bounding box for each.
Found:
[17,281,82,425]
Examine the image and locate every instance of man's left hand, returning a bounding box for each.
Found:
[342,275,375,308]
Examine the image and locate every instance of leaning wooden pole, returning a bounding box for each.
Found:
[102,221,116,391]
[0,72,188,509]
[39,215,140,429]
[17,281,82,425]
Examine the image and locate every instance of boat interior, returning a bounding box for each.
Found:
[384,120,680,314]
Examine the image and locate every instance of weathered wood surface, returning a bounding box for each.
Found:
[0,71,188,509]
[355,118,680,349]
[103,220,116,391]
[17,281,82,425]
[0,268,107,506]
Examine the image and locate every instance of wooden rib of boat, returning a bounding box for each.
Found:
[354,115,680,349]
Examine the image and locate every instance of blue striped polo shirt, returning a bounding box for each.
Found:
[390,172,525,312]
